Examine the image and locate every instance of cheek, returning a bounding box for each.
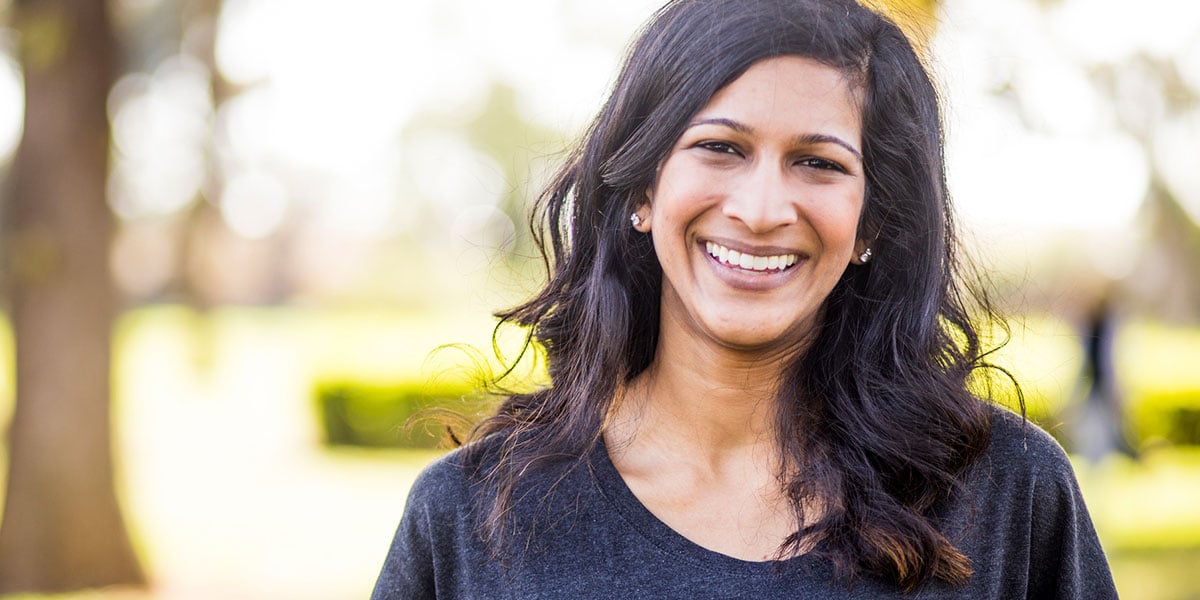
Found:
[810,193,864,248]
[649,169,720,228]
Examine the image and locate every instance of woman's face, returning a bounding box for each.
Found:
[638,55,867,355]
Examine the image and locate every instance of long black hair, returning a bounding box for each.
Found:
[464,0,1008,590]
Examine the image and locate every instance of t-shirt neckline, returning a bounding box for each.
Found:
[587,437,822,578]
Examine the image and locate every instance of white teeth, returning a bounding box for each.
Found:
[704,242,799,272]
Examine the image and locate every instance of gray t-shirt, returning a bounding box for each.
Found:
[371,408,1118,599]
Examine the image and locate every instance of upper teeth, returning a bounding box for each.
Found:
[706,242,799,271]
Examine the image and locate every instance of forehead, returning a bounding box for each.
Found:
[692,56,863,141]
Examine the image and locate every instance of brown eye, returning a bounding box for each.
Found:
[698,141,741,155]
[798,157,846,172]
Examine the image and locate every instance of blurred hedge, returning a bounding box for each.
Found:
[314,381,488,448]
[989,387,1200,450]
[304,315,1200,451]
[316,378,1200,450]
[1129,390,1200,447]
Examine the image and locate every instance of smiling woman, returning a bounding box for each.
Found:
[371,0,1118,598]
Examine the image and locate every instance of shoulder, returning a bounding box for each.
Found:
[405,448,471,510]
[983,406,1066,463]
[978,405,1077,492]
[965,404,1091,521]
[951,404,1117,598]
[950,404,1095,551]
[404,435,505,514]
[371,439,509,599]
[385,437,506,570]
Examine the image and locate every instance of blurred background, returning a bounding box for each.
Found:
[0,0,1197,597]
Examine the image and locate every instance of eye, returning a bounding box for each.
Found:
[697,141,741,156]
[797,157,847,173]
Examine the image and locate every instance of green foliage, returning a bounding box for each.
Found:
[1119,323,1200,447]
[1130,391,1200,447]
[314,381,488,448]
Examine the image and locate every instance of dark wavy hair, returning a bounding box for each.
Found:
[463,0,1011,591]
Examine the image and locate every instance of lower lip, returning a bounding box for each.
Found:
[701,244,803,291]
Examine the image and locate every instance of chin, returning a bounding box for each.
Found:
[703,318,810,355]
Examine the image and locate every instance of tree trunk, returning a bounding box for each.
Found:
[0,0,144,591]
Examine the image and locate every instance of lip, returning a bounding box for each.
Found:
[698,238,806,291]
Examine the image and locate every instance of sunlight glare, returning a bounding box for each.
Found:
[0,45,23,162]
[108,56,212,219]
[315,157,408,237]
[216,0,434,171]
[1180,37,1200,92]
[406,132,505,224]
[1051,0,1200,63]
[220,170,289,239]
[937,0,1149,232]
[1155,108,1200,224]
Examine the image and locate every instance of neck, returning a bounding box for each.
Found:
[607,309,802,466]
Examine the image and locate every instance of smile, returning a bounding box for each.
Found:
[705,241,799,272]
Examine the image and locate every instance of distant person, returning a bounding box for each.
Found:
[1073,291,1135,461]
[372,0,1117,597]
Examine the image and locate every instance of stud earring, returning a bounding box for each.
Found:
[630,213,642,228]
[859,248,872,263]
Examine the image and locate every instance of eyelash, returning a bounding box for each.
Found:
[696,141,847,173]
[698,141,740,155]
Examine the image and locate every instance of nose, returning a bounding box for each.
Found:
[720,162,799,233]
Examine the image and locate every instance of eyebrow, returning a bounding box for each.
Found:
[686,117,863,162]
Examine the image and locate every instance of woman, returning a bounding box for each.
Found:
[373,0,1118,597]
